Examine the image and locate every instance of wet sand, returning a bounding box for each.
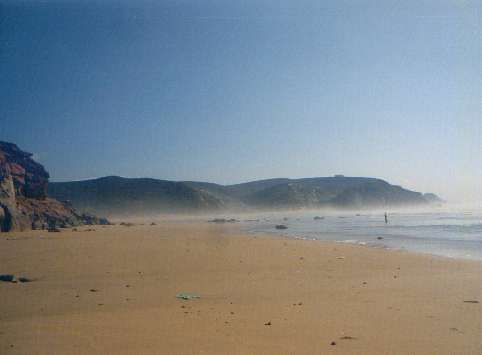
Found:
[0,221,481,354]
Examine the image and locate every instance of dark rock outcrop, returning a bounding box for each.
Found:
[0,142,49,200]
[0,141,108,232]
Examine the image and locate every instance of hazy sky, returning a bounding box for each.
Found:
[1,0,480,202]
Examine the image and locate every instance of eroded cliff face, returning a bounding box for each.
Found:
[0,142,107,232]
[0,142,49,199]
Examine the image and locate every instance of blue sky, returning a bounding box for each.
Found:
[1,0,480,202]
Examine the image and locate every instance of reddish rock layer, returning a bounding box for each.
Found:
[0,142,108,232]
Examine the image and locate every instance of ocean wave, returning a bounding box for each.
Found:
[387,224,482,234]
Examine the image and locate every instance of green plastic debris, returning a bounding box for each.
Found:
[176,292,200,300]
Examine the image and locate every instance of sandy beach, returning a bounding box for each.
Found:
[1,221,481,355]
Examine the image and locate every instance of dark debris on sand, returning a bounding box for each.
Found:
[120,222,135,227]
[0,274,33,283]
[208,218,238,223]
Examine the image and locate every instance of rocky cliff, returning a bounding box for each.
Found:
[0,142,107,232]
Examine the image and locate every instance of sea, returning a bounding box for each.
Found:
[237,208,482,261]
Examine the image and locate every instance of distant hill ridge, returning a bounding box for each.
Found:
[48,175,443,216]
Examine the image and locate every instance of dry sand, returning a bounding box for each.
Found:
[0,221,481,354]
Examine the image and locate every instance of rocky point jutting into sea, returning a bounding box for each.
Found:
[0,141,107,232]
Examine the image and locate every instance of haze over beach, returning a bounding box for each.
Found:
[0,1,481,354]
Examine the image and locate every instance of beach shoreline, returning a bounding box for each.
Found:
[1,221,481,354]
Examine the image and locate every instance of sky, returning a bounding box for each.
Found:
[1,0,480,203]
